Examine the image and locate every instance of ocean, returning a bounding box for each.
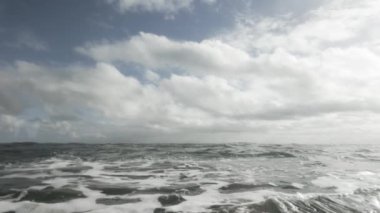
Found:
[0,143,380,213]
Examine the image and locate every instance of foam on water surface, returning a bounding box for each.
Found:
[1,143,380,212]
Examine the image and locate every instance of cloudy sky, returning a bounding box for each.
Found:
[0,0,379,143]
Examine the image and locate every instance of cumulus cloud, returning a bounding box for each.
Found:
[77,32,252,75]
[78,0,380,142]
[2,0,380,143]
[108,0,216,13]
[0,61,251,142]
[222,0,380,54]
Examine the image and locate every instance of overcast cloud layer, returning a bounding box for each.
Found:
[1,0,380,143]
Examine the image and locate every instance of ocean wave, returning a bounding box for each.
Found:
[1,143,380,212]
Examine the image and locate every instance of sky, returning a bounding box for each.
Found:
[0,0,380,143]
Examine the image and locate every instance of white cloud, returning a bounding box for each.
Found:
[108,0,216,13]
[77,32,252,75]
[145,70,161,83]
[0,61,236,142]
[222,0,380,55]
[76,0,380,143]
[2,0,380,143]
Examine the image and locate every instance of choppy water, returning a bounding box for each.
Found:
[1,143,380,213]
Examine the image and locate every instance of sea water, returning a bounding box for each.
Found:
[0,143,380,213]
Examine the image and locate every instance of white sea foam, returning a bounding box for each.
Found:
[2,144,380,212]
